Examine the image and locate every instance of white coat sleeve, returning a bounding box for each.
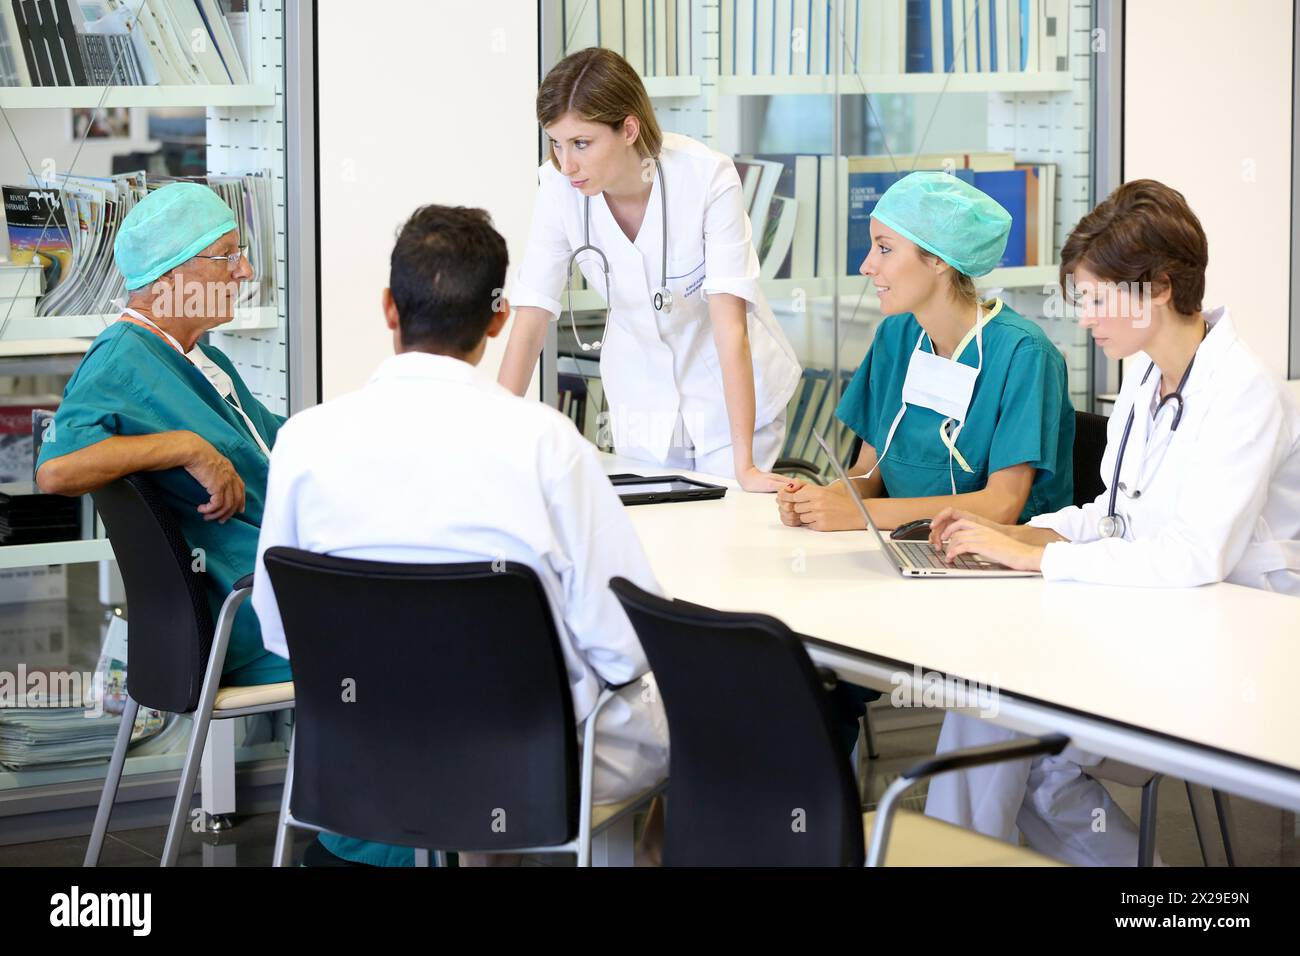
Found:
[543,438,664,686]
[699,156,762,307]
[509,171,573,318]
[1028,380,1133,542]
[1027,488,1110,543]
[251,425,302,660]
[1038,378,1287,587]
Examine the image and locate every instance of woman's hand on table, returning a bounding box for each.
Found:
[776,480,865,532]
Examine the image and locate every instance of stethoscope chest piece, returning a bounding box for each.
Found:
[652,287,673,314]
[1098,512,1125,539]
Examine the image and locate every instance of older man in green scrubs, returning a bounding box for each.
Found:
[36,182,412,867]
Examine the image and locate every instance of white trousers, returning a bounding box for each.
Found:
[582,675,669,805]
[660,408,788,478]
[924,712,1151,866]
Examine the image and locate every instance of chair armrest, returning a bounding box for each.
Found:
[899,733,1068,784]
[232,573,254,592]
[773,457,821,481]
[816,666,839,691]
[866,733,1069,866]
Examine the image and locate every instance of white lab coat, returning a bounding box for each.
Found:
[927,307,1300,864]
[511,131,802,473]
[1029,307,1300,593]
[252,352,668,803]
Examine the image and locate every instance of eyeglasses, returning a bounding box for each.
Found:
[194,246,249,272]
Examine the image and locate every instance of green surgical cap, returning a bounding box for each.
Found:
[871,171,1012,277]
[114,182,238,290]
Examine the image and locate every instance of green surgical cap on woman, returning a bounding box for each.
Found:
[871,170,1012,277]
[114,182,239,290]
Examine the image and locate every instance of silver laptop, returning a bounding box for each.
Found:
[813,432,1038,578]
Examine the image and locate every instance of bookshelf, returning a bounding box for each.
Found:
[716,70,1073,96]
[0,84,277,109]
[0,305,279,341]
[0,2,310,816]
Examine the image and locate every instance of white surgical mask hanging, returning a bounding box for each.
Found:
[121,307,272,458]
[861,304,991,495]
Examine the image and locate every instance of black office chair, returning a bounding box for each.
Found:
[264,549,661,866]
[84,475,295,867]
[1073,410,1109,507]
[610,576,1068,866]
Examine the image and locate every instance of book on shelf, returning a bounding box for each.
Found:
[2,170,277,318]
[719,150,1055,280]
[727,151,1052,284]
[1039,0,1069,72]
[0,0,250,87]
[566,1,702,79]
[708,0,1064,78]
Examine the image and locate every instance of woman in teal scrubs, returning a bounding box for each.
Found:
[778,171,1075,534]
[775,171,1075,752]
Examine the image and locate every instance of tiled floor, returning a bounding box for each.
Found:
[2,710,1295,867]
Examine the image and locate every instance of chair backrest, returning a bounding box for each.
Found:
[1073,411,1109,507]
[90,475,214,713]
[782,367,832,462]
[610,577,863,866]
[262,548,580,852]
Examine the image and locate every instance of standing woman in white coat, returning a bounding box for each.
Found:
[499,48,802,492]
[922,179,1300,865]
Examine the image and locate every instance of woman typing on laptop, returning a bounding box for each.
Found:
[924,179,1300,865]
[776,172,1075,536]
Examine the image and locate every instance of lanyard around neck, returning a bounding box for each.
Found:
[119,309,186,355]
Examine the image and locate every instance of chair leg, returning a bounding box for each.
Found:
[1185,781,1214,867]
[591,813,637,867]
[84,696,139,867]
[862,703,879,760]
[272,727,296,868]
[1136,774,1162,866]
[1212,790,1236,867]
[160,709,216,867]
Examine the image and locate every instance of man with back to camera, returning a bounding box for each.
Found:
[252,204,669,866]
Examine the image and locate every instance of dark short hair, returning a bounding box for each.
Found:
[389,205,508,354]
[1060,179,1208,315]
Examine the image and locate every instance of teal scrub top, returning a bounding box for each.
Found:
[836,300,1075,521]
[37,321,291,687]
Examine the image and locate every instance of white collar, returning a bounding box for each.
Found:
[368,350,492,388]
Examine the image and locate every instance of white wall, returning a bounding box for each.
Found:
[317,0,539,400]
[1124,0,1293,376]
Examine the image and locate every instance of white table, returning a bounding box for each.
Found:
[601,453,1300,814]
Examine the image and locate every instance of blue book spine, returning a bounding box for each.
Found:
[824,0,831,71]
[974,2,981,71]
[905,0,933,73]
[728,0,738,72]
[972,169,1028,267]
[847,172,901,275]
[1020,0,1029,69]
[942,0,955,71]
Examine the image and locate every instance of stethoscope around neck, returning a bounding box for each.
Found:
[565,158,671,352]
[1098,346,1200,539]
